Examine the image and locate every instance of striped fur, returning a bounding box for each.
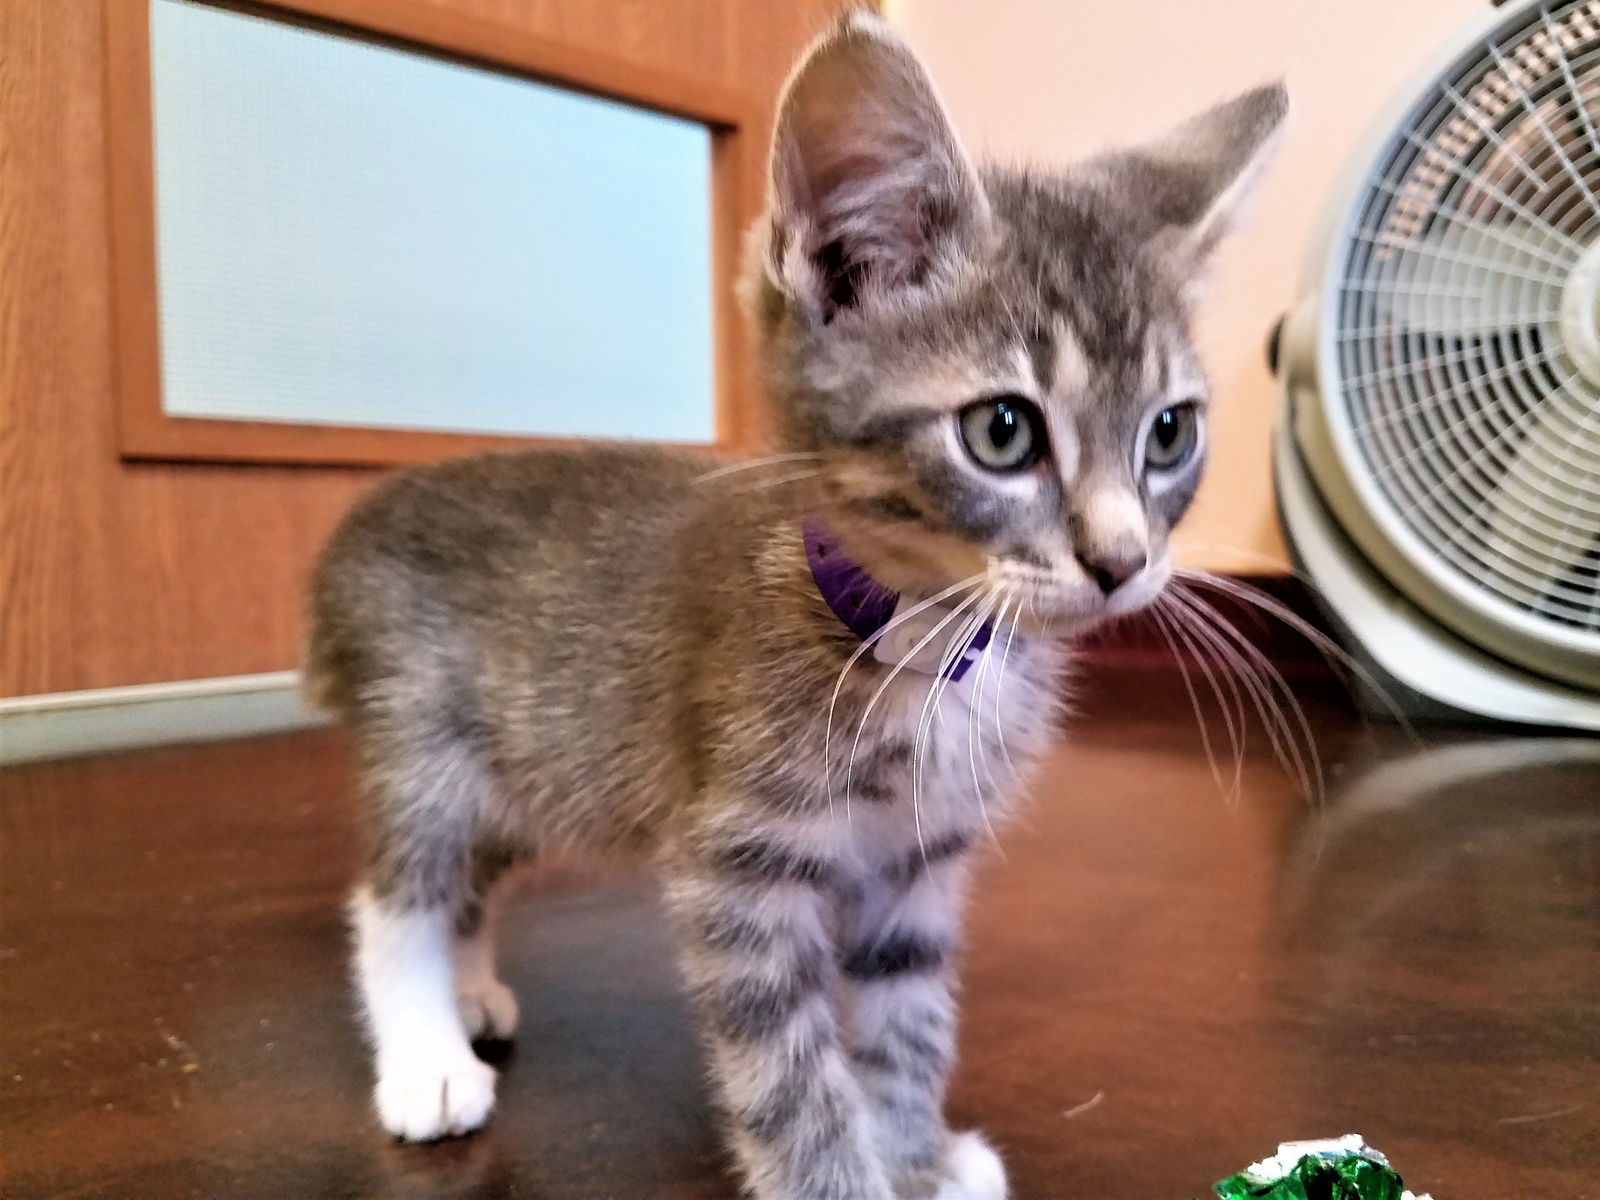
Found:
[306,11,1282,1198]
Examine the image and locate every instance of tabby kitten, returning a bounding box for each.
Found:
[306,13,1284,1199]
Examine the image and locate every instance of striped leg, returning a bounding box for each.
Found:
[842,839,1006,1200]
[664,829,892,1200]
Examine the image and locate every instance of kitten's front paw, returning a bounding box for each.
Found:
[932,1132,1007,1200]
[374,1051,498,1142]
[457,978,519,1042]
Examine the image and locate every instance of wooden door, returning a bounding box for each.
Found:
[0,0,844,697]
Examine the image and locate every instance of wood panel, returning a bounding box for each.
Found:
[0,0,843,697]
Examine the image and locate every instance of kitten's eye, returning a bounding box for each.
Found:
[959,397,1044,472]
[1144,402,1202,472]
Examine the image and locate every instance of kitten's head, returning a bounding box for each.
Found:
[747,12,1285,631]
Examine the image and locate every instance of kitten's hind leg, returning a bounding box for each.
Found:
[453,863,521,1053]
[352,887,499,1141]
[350,734,512,1142]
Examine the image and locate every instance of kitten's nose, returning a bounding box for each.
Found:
[1077,546,1147,596]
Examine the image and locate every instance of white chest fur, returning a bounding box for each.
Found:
[833,627,1062,835]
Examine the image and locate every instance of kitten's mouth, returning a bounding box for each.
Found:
[986,557,1171,633]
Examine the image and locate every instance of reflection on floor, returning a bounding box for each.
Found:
[3,664,1598,1199]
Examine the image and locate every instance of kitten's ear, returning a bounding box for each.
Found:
[762,11,989,322]
[1095,84,1287,284]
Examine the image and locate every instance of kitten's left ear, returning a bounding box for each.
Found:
[1094,83,1288,284]
[760,11,991,323]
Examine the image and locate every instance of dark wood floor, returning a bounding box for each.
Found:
[4,663,1598,1199]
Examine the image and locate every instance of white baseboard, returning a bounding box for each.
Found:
[0,671,329,765]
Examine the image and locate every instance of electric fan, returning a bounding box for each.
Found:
[1276,0,1600,728]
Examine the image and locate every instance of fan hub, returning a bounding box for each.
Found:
[1560,239,1600,387]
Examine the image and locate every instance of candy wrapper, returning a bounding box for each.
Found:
[1211,1135,1434,1200]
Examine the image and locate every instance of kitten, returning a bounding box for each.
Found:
[306,13,1284,1199]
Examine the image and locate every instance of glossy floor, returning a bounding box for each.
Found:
[3,665,1598,1199]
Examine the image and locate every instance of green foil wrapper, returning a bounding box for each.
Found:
[1207,1136,1430,1200]
[1213,1153,1405,1200]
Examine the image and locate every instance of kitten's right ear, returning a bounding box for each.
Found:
[1091,84,1288,285]
[762,11,989,323]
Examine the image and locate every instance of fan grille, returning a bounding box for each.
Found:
[1334,0,1600,640]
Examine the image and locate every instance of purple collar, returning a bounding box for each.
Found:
[802,519,991,681]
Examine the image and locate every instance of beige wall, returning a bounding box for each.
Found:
[888,0,1483,573]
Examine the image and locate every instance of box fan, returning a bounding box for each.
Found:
[1275,0,1600,728]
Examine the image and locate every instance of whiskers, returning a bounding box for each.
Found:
[1150,566,1417,810]
[990,587,1031,786]
[909,590,998,859]
[1167,584,1322,804]
[821,571,1036,868]
[825,576,986,818]
[1172,569,1416,739]
[1150,583,1320,807]
[693,452,825,498]
[964,585,1027,848]
[842,587,987,841]
[1147,602,1243,804]
[693,451,822,483]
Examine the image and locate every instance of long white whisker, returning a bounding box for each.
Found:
[1172,568,1419,741]
[965,599,994,800]
[912,594,997,862]
[724,469,822,496]
[1153,594,1247,804]
[983,589,1019,784]
[823,573,986,819]
[693,452,823,484]
[1170,586,1323,806]
[990,585,1028,786]
[990,586,1027,786]
[1167,587,1308,799]
[966,589,1012,843]
[1148,600,1226,797]
[845,588,987,820]
[994,285,1027,353]
[914,597,996,796]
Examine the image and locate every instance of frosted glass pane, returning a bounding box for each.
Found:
[148,0,715,442]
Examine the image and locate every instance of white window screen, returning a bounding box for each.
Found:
[148,0,716,442]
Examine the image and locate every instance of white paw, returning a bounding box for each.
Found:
[457,978,519,1041]
[933,1132,1007,1200]
[374,1050,498,1141]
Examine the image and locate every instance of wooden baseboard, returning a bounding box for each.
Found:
[0,672,327,765]
[0,574,1327,766]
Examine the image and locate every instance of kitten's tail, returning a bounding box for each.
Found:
[302,552,366,717]
[301,619,355,716]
